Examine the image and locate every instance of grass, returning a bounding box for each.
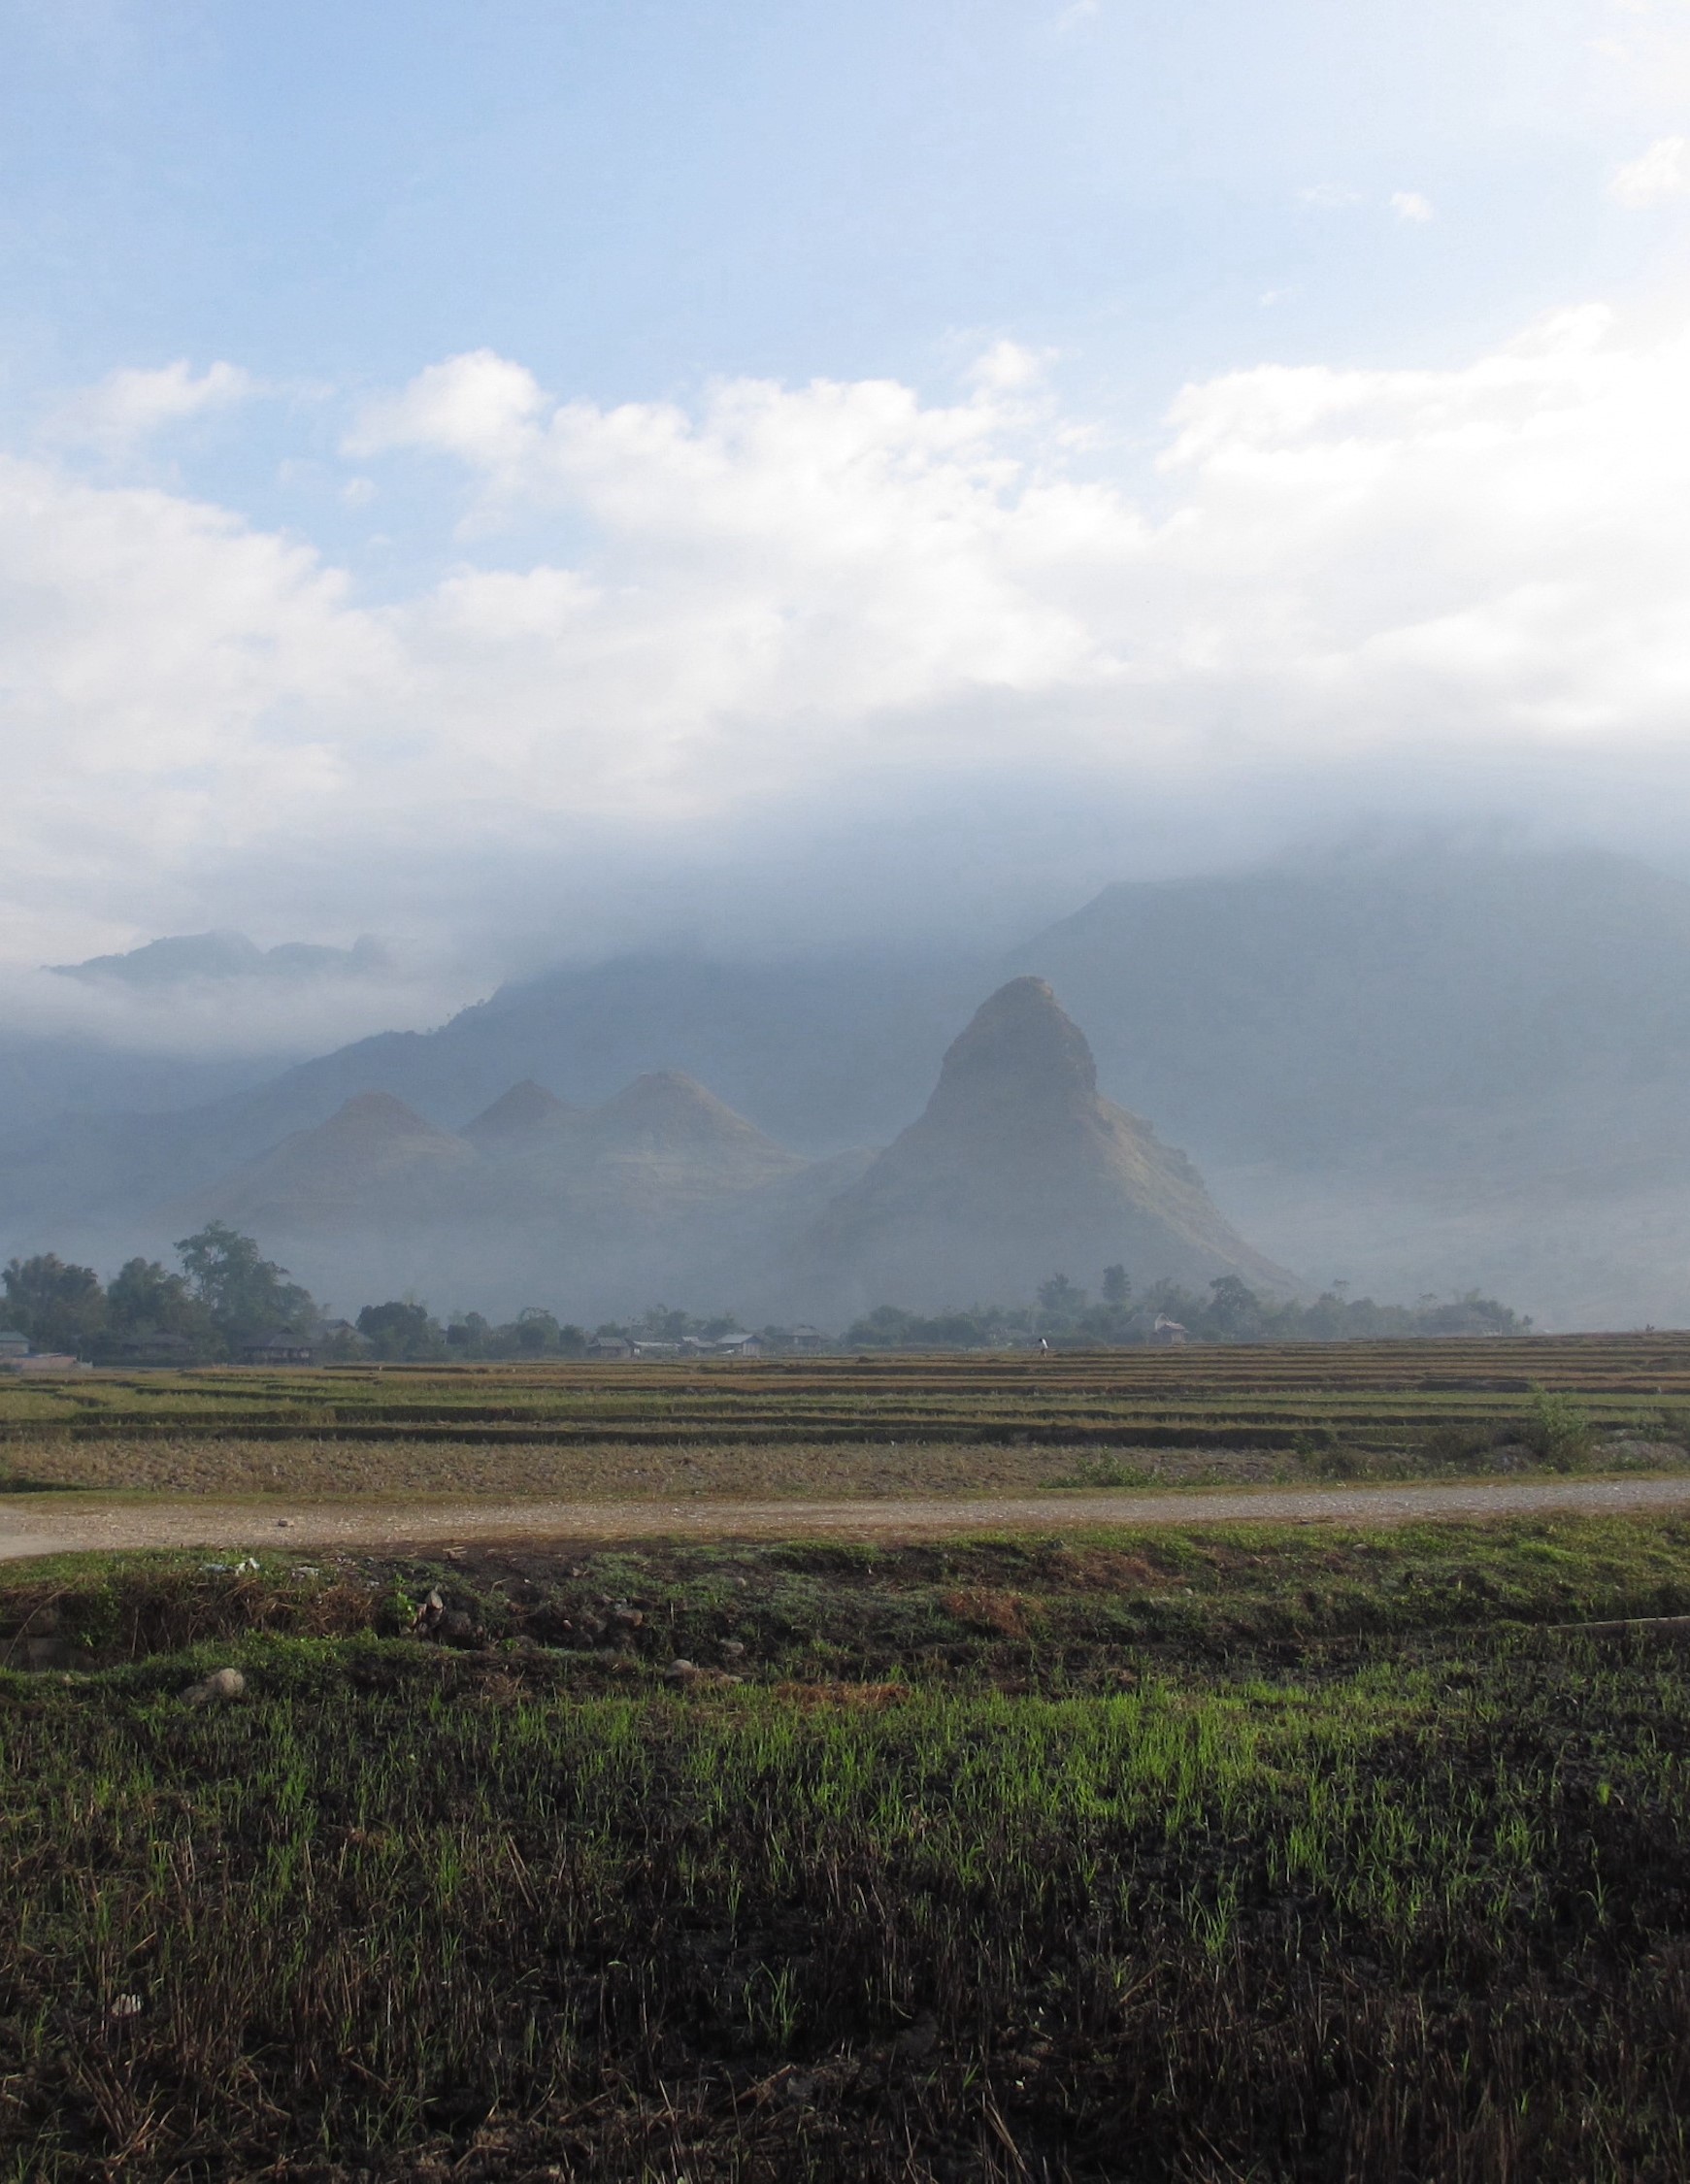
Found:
[5,1521,1690,2173]
[7,1339,1690,2182]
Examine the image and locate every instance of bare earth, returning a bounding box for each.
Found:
[4,1473,1690,1562]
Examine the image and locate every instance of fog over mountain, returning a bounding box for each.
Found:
[6,839,1690,1328]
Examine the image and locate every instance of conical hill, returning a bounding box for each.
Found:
[812,977,1294,1307]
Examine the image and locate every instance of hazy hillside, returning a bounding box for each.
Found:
[148,982,1276,1323]
[809,978,1293,1314]
[1011,844,1690,1171]
[0,1036,279,1140]
[13,842,1690,1323]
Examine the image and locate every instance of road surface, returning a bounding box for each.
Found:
[3,1473,1690,1561]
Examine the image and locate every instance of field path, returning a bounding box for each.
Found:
[4,1473,1690,1561]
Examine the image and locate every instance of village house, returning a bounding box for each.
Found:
[241,1332,316,1367]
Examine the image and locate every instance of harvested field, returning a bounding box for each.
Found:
[4,1337,1690,1503]
[8,1345,1690,2176]
[0,1433,1279,1500]
[7,1518,1690,2177]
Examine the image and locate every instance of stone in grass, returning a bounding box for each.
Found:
[182,1667,247,1705]
[666,1659,743,1688]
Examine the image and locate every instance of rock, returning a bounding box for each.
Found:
[275,1518,294,1529]
[183,1667,247,1704]
[414,1589,446,1633]
[721,1639,746,1659]
[666,1659,699,1680]
[611,1604,644,1628]
[440,1610,477,1642]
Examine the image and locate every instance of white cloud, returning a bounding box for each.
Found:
[1390,190,1436,223]
[53,359,258,451]
[346,348,546,473]
[14,307,1690,970]
[1298,182,1363,210]
[1609,134,1690,205]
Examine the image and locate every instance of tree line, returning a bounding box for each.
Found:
[0,1233,764,1364]
[842,1268,1532,1349]
[2,1233,1531,1365]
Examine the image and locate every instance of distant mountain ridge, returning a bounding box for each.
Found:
[13,843,1690,1323]
[51,931,391,987]
[159,981,1280,1321]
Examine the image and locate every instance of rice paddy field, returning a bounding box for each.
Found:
[7,1341,1690,2177]
[5,1333,1690,1499]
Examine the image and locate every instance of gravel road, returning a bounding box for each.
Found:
[3,1473,1690,1561]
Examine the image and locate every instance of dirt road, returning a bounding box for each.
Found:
[3,1473,1690,1562]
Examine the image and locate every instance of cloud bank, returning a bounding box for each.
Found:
[8,303,1690,1013]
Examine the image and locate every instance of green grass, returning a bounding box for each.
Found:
[4,1520,1690,2173]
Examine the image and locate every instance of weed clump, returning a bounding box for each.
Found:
[1521,1386,1594,1471]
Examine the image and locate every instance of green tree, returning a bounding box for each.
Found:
[1037,1274,1085,1327]
[1207,1275,1264,1340]
[1101,1264,1132,1309]
[176,1223,315,1354]
[355,1301,440,1360]
[0,1254,105,1355]
[105,1258,214,1348]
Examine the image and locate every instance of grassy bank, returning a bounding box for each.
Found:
[7,1520,1690,2178]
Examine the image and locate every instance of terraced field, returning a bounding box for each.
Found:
[5,1334,1690,1455]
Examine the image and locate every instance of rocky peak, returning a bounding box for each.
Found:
[462,1079,575,1146]
[587,1071,779,1154]
[920,976,1099,1140]
[319,1092,443,1140]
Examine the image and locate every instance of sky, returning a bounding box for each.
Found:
[6,0,1690,1046]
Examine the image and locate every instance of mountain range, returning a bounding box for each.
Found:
[155,980,1285,1321]
[9,841,1690,1324]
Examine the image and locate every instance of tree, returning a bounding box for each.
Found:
[1,1254,105,1354]
[1207,1275,1264,1340]
[1101,1264,1132,1309]
[102,1258,215,1359]
[355,1301,439,1361]
[1037,1274,1085,1324]
[176,1224,315,1353]
[513,1307,560,1356]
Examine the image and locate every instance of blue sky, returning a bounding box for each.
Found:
[4,3,1679,491]
[5,0,1690,1038]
